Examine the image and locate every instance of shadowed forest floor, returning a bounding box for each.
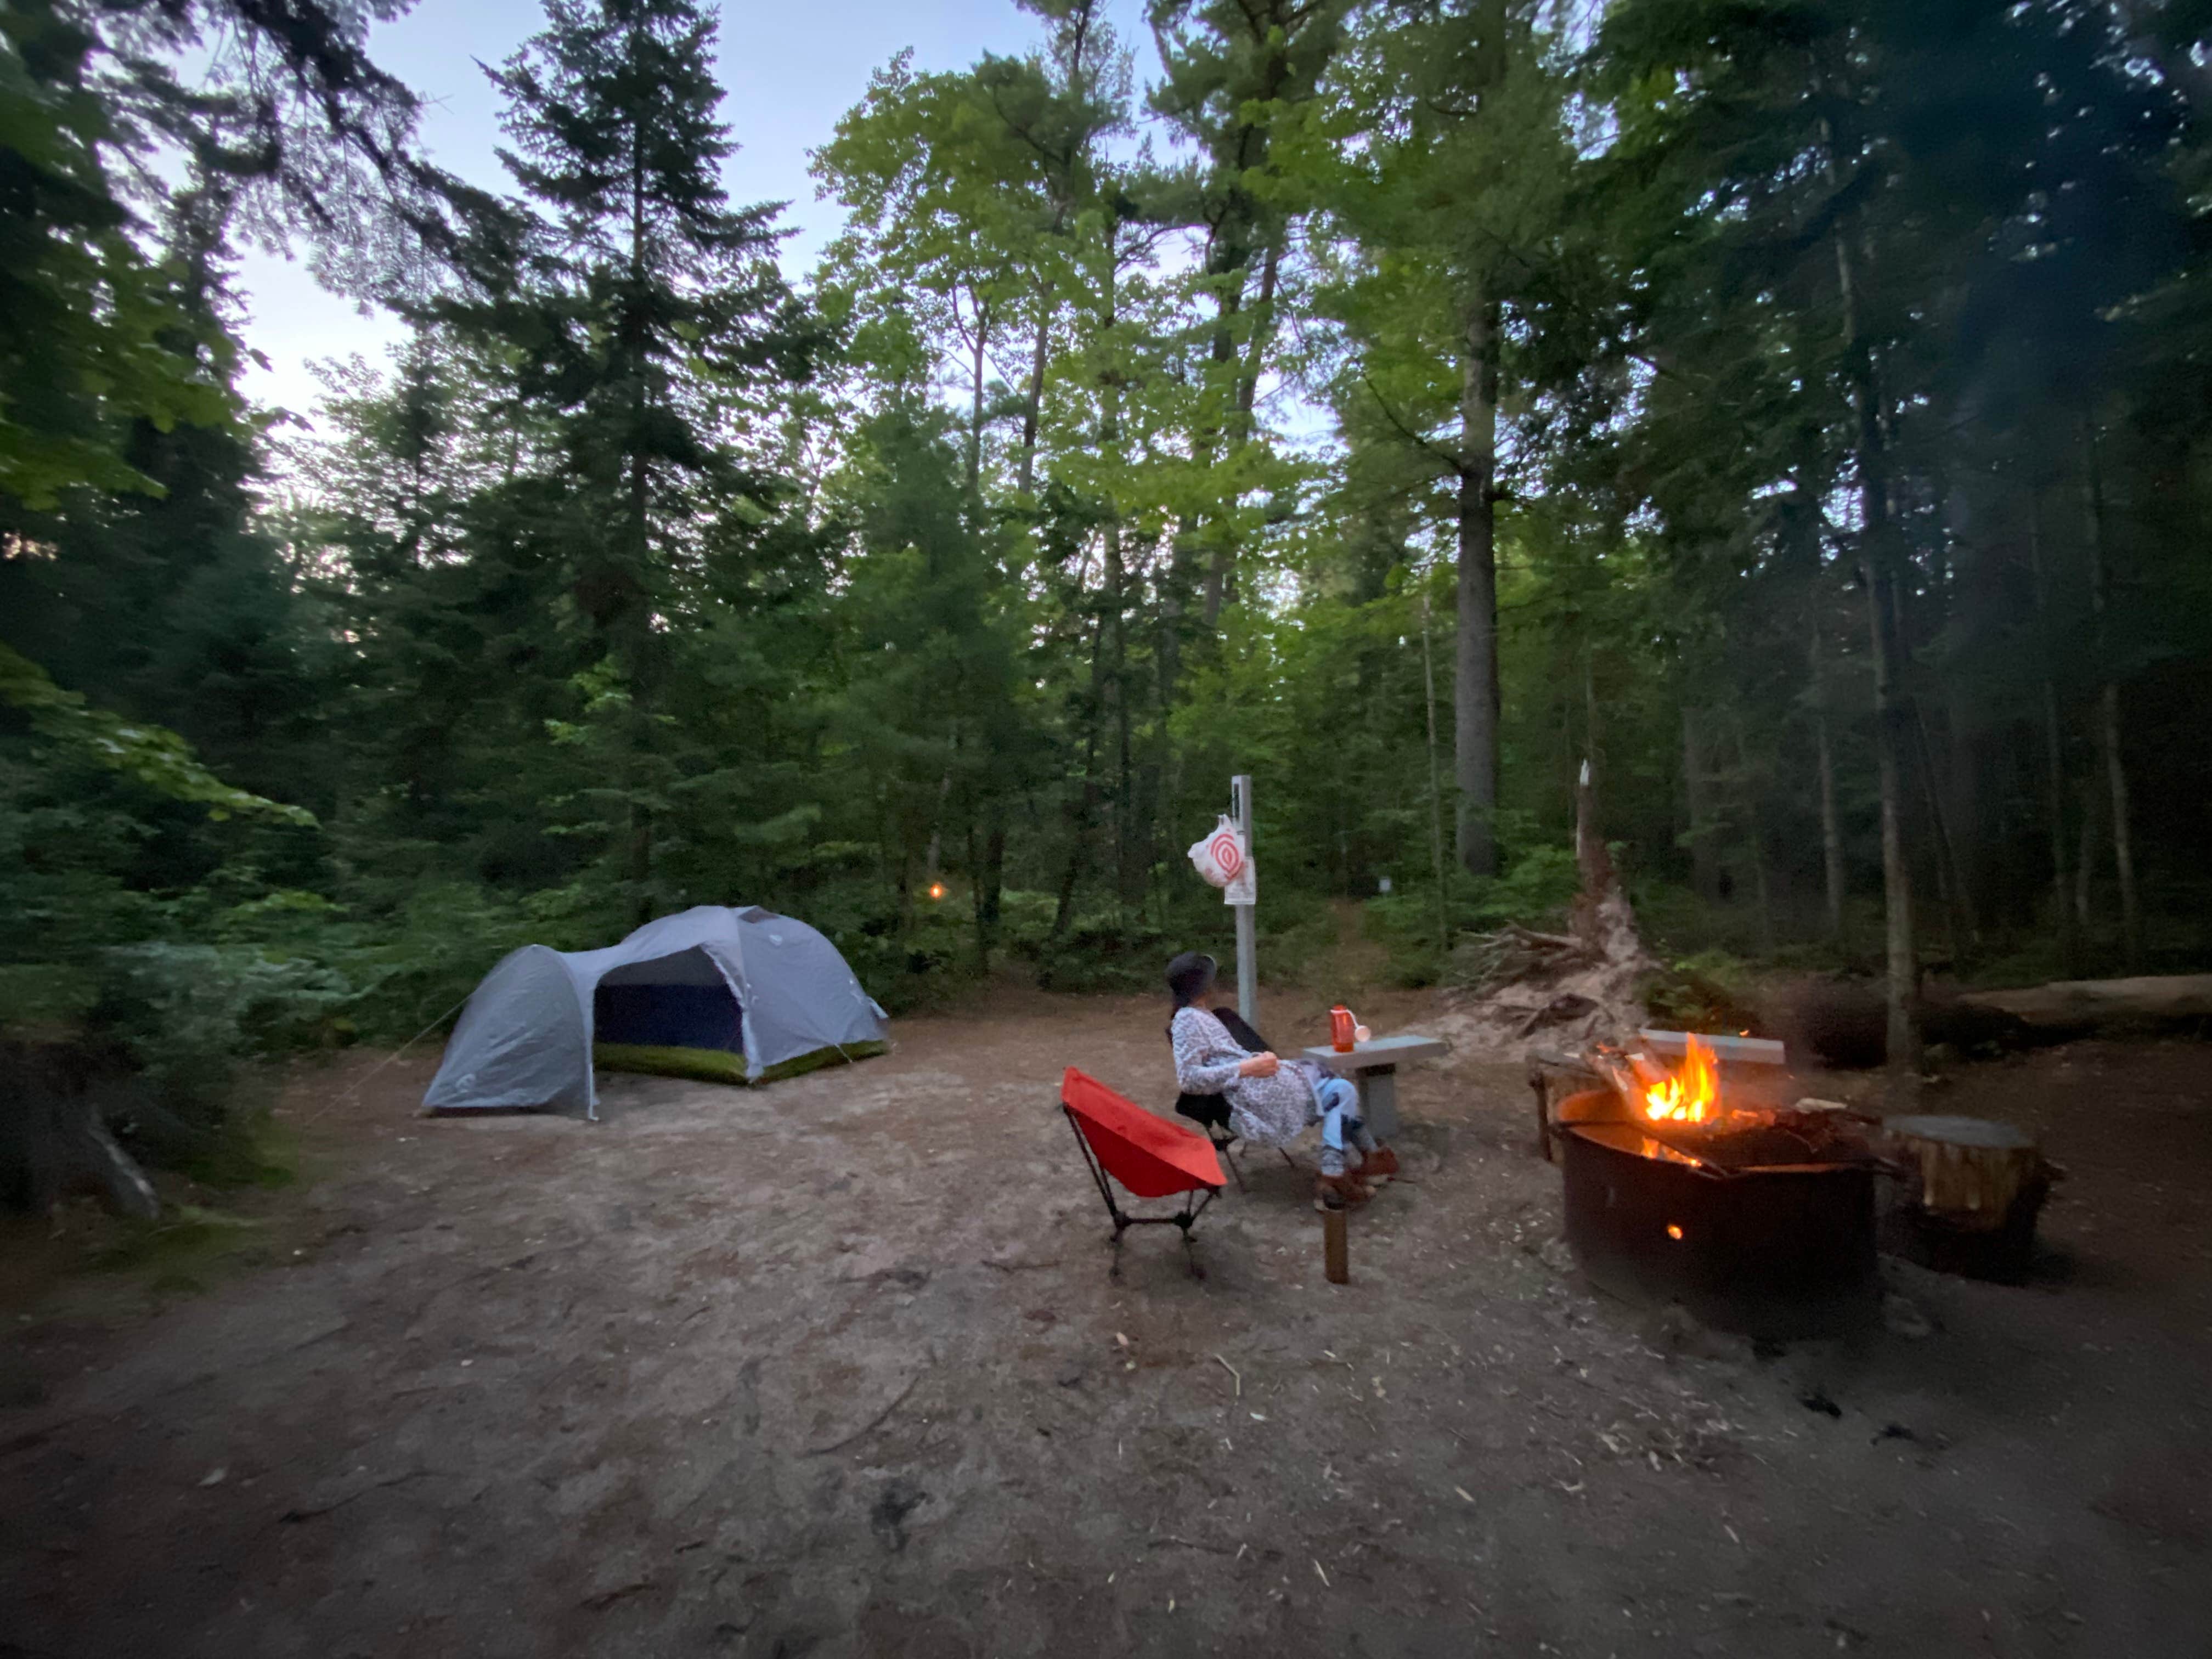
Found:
[2,989,2208,1657]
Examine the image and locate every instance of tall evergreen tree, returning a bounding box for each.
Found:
[457,0,825,921]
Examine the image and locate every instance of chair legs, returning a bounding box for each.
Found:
[1214,1133,1246,1192]
[1097,1179,1215,1280]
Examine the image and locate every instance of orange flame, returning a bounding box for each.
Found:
[1641,1034,1720,1125]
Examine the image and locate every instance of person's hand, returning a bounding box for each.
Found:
[1239,1052,1280,1079]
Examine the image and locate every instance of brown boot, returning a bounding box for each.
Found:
[1314,1172,1373,1212]
[1361,1146,1401,1183]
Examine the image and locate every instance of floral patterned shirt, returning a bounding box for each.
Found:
[1170,1005,1324,1148]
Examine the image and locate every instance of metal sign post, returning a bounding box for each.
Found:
[1231,774,1257,1026]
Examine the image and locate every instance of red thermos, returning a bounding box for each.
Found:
[1330,1004,1358,1053]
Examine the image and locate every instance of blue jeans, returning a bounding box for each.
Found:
[1315,1075,1376,1177]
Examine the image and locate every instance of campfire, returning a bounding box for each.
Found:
[1634,1032,1719,1123]
[1572,1032,1886,1174]
[1543,1030,1887,1337]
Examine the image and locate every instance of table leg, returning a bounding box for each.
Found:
[1357,1065,1400,1141]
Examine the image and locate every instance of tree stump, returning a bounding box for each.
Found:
[0,1036,161,1220]
[1885,1114,2051,1281]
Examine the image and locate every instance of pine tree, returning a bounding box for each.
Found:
[458,0,825,921]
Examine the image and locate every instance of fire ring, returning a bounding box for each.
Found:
[1552,1090,1880,1339]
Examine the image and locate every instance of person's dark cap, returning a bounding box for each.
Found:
[1166,951,1218,1006]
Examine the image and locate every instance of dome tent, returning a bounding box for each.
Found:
[424,906,888,1118]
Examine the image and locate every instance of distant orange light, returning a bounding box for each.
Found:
[1666,1223,1684,1240]
[927,882,946,901]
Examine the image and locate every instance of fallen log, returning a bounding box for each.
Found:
[1957,974,2212,1033]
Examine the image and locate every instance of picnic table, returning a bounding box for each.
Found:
[1299,1034,1448,1142]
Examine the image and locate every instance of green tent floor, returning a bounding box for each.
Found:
[592,1040,888,1087]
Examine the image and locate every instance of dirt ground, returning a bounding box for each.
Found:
[3,986,2209,1658]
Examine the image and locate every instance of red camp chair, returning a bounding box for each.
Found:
[1059,1066,1226,1278]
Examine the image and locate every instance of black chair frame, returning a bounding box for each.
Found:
[1062,1105,1216,1279]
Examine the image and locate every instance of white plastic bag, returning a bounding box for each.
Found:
[1188,814,1255,906]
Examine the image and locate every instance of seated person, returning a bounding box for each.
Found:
[1164,951,1399,1210]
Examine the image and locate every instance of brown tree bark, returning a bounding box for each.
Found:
[1730,712,1776,953]
[1199,240,1283,628]
[2075,773,2100,931]
[1420,590,1451,961]
[962,291,992,493]
[1826,190,1918,1074]
[1454,295,1501,878]
[1866,553,1921,1077]
[1681,704,1722,904]
[1016,285,1049,498]
[1810,624,1849,946]
[2080,420,2142,969]
[2025,492,2080,974]
[1913,704,1973,962]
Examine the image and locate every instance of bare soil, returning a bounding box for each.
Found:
[2,988,2208,1658]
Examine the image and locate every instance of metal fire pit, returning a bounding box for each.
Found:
[1552,1090,1878,1339]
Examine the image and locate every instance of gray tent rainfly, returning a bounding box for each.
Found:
[424,906,889,1118]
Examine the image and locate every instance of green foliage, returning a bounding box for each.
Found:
[0,0,236,507]
[10,0,2212,1222]
[80,943,334,1179]
[0,645,313,826]
[1366,845,1583,985]
[1027,911,1173,994]
[1641,949,1763,1037]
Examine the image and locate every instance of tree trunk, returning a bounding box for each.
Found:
[1810,624,1848,946]
[2097,681,2138,966]
[1192,229,1288,629]
[1681,704,1721,903]
[2074,773,2100,932]
[1231,242,1281,442]
[1867,557,1921,1077]
[1827,193,1918,1076]
[2080,420,2142,969]
[1454,295,1501,878]
[1048,611,1109,946]
[1731,714,1775,954]
[966,297,989,493]
[625,92,656,929]
[1420,590,1451,962]
[1914,704,1974,961]
[1016,285,1049,498]
[966,808,1005,974]
[2025,493,2079,974]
